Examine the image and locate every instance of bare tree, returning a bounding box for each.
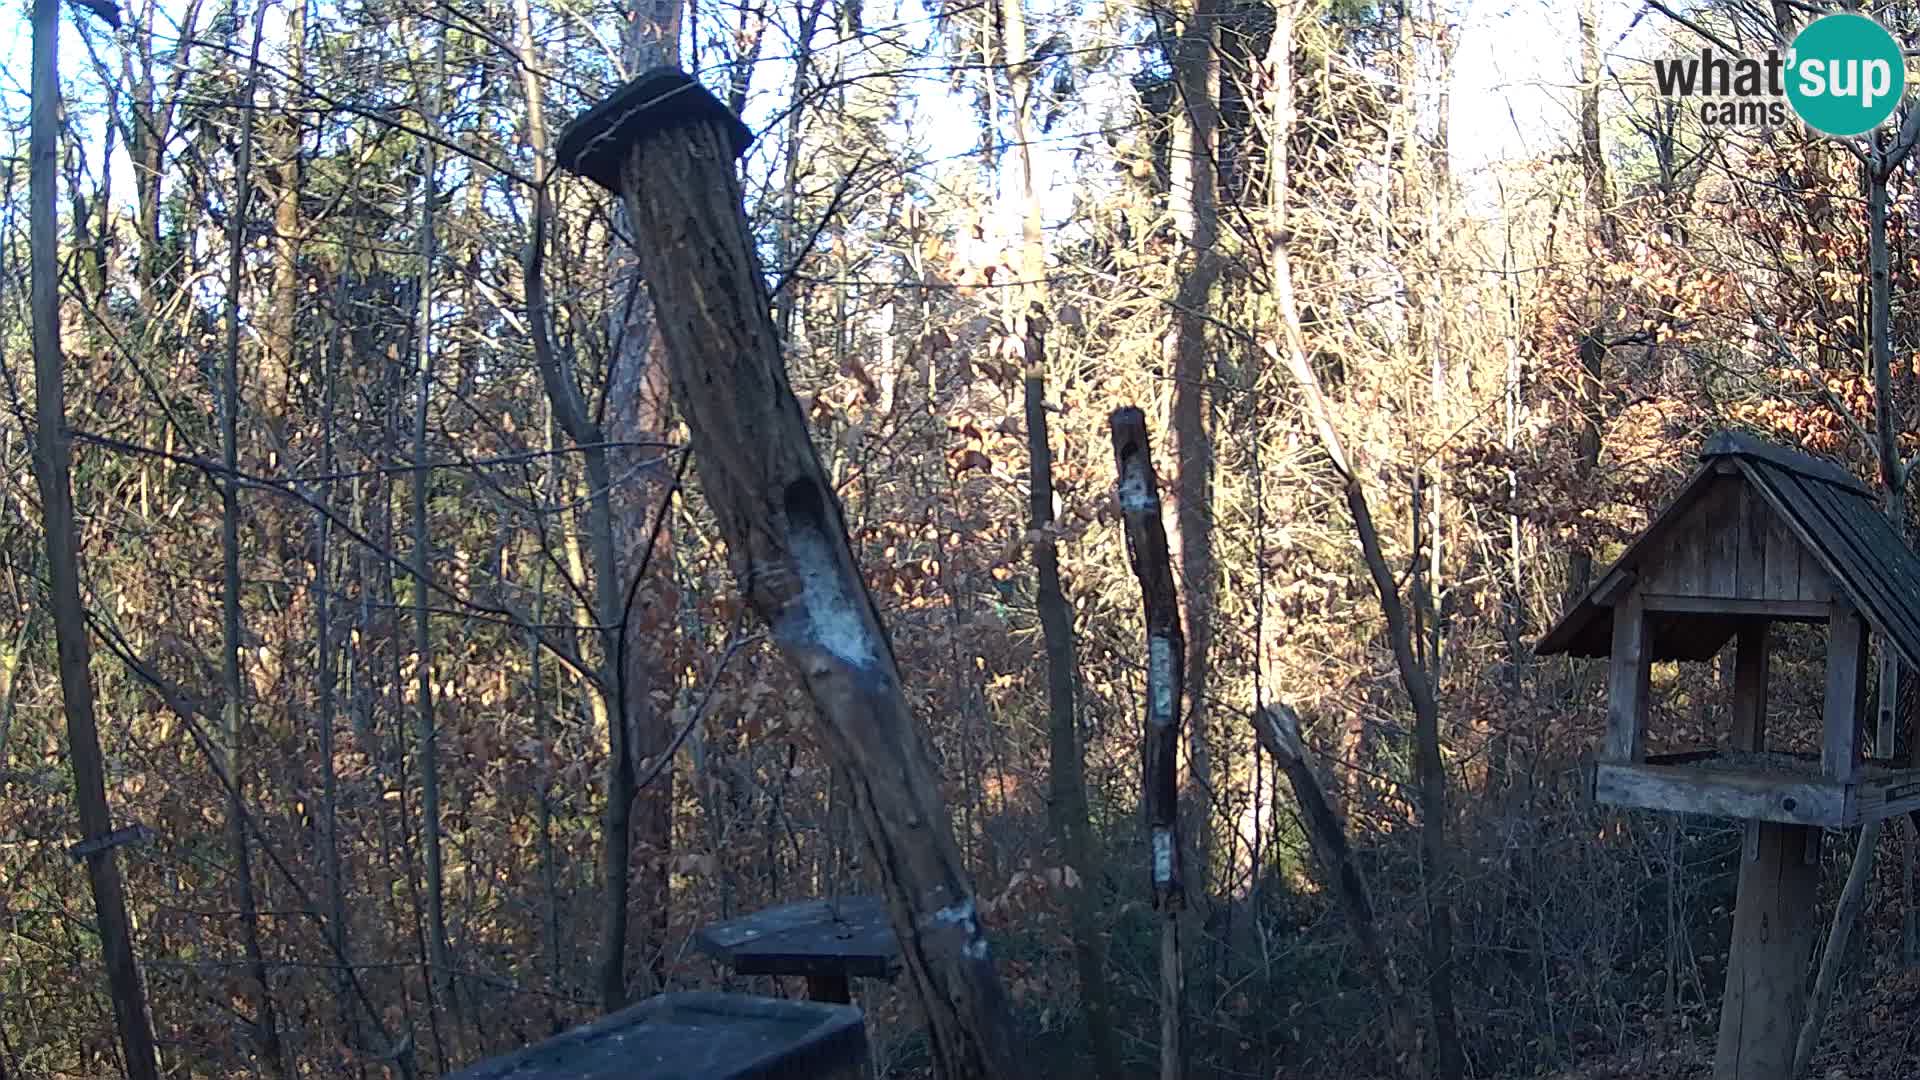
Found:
[216,6,287,1071]
[27,0,161,1074]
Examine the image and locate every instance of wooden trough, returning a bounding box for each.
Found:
[1538,431,1920,1079]
[445,992,867,1080]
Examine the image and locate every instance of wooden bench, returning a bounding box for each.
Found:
[695,896,901,1004]
[446,991,868,1080]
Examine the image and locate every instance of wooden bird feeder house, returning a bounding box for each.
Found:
[1538,430,1920,1078]
[1540,431,1920,821]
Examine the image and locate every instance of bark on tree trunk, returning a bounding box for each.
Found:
[1022,311,1120,1076]
[412,21,458,1039]
[1111,406,1186,1080]
[263,0,304,437]
[593,0,686,1008]
[516,27,652,1011]
[1166,0,1221,894]
[28,0,162,1073]
[997,0,1119,1065]
[218,10,286,1073]
[558,72,1019,1080]
[1566,0,1613,604]
[315,275,358,1055]
[516,1,569,1014]
[1267,16,1463,1074]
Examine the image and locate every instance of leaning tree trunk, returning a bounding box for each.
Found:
[28,0,162,1074]
[555,70,1018,1080]
[1253,705,1420,1076]
[1111,407,1186,1080]
[1272,217,1465,1079]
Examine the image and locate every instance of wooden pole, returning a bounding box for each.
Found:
[554,69,1017,1080]
[1715,821,1819,1080]
[1110,406,1186,1080]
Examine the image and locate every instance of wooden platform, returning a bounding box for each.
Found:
[446,992,867,1080]
[1592,750,1920,827]
[695,896,900,1003]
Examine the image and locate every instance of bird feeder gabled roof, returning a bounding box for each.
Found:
[1536,431,1920,668]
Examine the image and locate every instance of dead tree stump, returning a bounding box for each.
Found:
[554,68,1017,1080]
[1110,406,1186,1080]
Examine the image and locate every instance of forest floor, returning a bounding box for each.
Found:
[1545,967,1920,1079]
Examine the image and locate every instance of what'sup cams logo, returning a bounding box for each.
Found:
[1653,13,1906,137]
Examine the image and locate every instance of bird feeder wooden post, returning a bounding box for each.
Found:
[553,68,1017,1080]
[1539,432,1920,1079]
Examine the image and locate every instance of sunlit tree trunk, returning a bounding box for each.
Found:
[1566,0,1612,603]
[411,19,459,1045]
[999,3,1118,1061]
[28,0,162,1073]
[1269,13,1463,1069]
[218,9,286,1072]
[1165,0,1221,896]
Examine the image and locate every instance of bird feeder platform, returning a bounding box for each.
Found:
[445,991,868,1080]
[1592,748,1920,828]
[695,895,901,1004]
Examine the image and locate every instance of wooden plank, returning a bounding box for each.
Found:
[1606,591,1651,763]
[1670,519,1708,595]
[1592,762,1849,826]
[1852,770,1920,824]
[1639,596,1827,619]
[1735,480,1771,599]
[1810,480,1920,671]
[1823,597,1867,783]
[1591,567,1636,607]
[1797,478,1905,622]
[1766,471,1918,651]
[446,991,870,1080]
[1881,652,1899,760]
[66,823,155,863]
[1762,500,1801,601]
[1714,822,1820,1080]
[1706,479,1741,596]
[1797,540,1833,602]
[1731,623,1769,753]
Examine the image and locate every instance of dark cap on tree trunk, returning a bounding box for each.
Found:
[555,68,754,192]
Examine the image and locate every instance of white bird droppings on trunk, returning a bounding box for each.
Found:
[1149,634,1176,727]
[784,487,881,670]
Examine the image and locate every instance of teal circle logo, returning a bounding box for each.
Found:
[1787,14,1905,137]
